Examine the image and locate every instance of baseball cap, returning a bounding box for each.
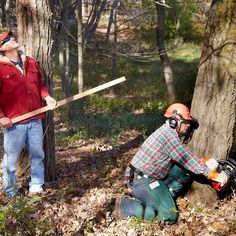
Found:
[0,31,13,43]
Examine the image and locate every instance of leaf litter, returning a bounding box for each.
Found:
[0,130,235,235]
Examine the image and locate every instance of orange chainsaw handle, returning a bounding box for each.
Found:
[201,157,209,163]
[211,181,223,191]
[202,157,225,191]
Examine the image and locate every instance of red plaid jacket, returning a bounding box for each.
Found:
[129,123,210,179]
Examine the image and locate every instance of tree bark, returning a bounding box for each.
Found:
[76,0,85,121]
[0,0,7,27]
[105,0,119,42]
[5,0,12,27]
[1,0,15,28]
[84,0,107,45]
[110,3,119,96]
[16,0,56,182]
[58,0,73,117]
[155,0,176,102]
[187,0,236,204]
[77,0,83,94]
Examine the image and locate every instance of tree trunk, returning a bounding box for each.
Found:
[1,0,15,28]
[109,6,118,96]
[155,0,176,102]
[58,0,73,117]
[76,0,85,120]
[105,0,119,42]
[0,0,7,27]
[84,0,107,45]
[5,0,12,27]
[187,0,236,205]
[77,0,83,93]
[83,1,89,17]
[16,0,56,182]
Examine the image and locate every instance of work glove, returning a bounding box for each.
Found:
[207,170,229,187]
[201,157,219,171]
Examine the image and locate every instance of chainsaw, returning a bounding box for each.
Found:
[211,158,236,191]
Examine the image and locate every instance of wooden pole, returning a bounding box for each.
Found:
[11,76,126,124]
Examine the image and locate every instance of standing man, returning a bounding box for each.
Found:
[115,103,228,224]
[0,31,57,198]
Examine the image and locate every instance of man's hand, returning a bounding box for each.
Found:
[0,117,12,128]
[202,157,219,171]
[205,158,219,171]
[45,96,57,110]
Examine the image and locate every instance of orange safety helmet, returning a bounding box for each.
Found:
[164,103,192,120]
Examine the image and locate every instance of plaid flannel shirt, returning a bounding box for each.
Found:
[129,122,210,179]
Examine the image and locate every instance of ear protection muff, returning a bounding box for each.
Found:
[169,109,178,129]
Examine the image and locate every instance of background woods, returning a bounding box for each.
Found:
[0,0,236,235]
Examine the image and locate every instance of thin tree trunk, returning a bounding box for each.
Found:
[105,0,119,42]
[0,0,7,27]
[174,15,180,45]
[83,0,89,17]
[78,0,83,93]
[5,0,11,27]
[1,0,15,28]
[84,0,107,45]
[58,0,72,116]
[109,6,118,96]
[155,0,176,102]
[59,41,70,97]
[76,0,85,120]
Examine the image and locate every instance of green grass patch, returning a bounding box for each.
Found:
[232,220,236,228]
[54,42,201,143]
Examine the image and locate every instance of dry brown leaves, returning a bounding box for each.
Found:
[0,130,236,235]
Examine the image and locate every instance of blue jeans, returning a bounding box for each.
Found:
[2,119,45,197]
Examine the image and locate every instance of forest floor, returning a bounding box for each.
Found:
[0,129,236,235]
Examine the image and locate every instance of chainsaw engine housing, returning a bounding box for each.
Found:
[213,158,236,191]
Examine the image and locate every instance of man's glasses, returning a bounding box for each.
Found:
[0,35,12,46]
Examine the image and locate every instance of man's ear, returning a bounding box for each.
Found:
[0,46,5,54]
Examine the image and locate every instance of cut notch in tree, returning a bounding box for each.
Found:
[11,76,126,124]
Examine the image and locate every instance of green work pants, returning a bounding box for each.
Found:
[120,164,192,224]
